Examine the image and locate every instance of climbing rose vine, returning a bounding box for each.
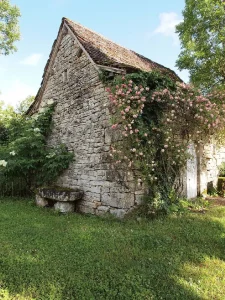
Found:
[107,75,225,198]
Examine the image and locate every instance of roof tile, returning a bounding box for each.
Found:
[64,18,181,80]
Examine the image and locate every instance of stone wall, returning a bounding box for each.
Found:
[200,144,225,194]
[38,33,143,217]
[182,143,225,199]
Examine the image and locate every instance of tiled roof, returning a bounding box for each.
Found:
[64,18,181,81]
[27,18,182,115]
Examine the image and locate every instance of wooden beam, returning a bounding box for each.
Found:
[96,64,126,74]
[64,22,100,73]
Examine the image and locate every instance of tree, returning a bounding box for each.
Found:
[0,0,21,55]
[176,0,225,91]
[16,95,35,114]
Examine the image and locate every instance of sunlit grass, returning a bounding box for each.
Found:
[0,198,225,299]
[177,258,225,299]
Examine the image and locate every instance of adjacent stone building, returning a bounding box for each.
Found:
[28,18,224,216]
[185,144,225,198]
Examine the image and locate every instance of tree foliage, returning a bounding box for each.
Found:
[16,95,35,114]
[176,0,225,91]
[0,0,21,55]
[0,103,74,192]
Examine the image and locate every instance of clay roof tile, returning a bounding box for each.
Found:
[64,18,181,81]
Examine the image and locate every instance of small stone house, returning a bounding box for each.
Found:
[28,18,224,216]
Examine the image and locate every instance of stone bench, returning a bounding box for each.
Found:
[36,187,84,213]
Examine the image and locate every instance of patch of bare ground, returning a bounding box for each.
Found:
[205,196,225,206]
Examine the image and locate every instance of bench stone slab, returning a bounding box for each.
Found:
[37,187,83,202]
[36,187,84,213]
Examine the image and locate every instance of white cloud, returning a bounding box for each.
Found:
[20,53,43,66]
[0,80,36,107]
[154,12,183,45]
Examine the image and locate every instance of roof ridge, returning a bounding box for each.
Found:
[63,17,135,55]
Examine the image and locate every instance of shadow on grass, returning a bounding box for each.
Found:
[0,199,225,299]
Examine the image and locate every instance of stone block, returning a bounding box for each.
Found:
[102,192,135,209]
[78,204,95,214]
[96,206,110,216]
[54,201,75,213]
[110,208,127,218]
[83,192,101,202]
[104,128,112,144]
[36,195,48,207]
[90,186,101,194]
[93,201,102,208]
[105,170,117,182]
[134,194,144,205]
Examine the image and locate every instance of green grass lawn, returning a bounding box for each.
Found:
[0,199,225,300]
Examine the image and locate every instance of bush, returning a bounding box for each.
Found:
[0,103,74,194]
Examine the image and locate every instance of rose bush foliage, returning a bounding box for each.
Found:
[107,72,225,203]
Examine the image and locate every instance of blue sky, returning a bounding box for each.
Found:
[0,0,189,107]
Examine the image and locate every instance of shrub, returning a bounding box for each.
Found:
[0,102,74,194]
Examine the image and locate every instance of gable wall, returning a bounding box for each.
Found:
[38,33,142,216]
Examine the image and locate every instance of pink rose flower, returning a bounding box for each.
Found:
[111,124,118,129]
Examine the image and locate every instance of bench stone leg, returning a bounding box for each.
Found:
[54,201,75,213]
[36,195,48,207]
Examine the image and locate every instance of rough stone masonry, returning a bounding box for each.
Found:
[31,27,146,217]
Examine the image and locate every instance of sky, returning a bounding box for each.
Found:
[0,0,189,107]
